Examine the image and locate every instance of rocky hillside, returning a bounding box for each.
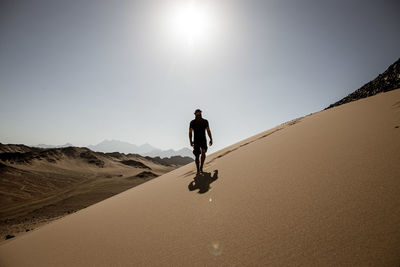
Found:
[0,143,193,168]
[0,146,105,166]
[145,155,194,166]
[327,58,400,109]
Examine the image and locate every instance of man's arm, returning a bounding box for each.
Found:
[189,127,194,147]
[206,126,213,146]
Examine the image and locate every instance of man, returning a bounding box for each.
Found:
[189,109,213,175]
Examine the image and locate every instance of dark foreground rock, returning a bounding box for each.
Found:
[5,234,15,240]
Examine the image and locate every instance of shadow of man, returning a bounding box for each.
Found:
[188,170,218,194]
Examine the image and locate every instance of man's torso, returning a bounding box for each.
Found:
[190,117,208,143]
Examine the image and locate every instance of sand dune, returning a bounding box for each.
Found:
[1,89,400,266]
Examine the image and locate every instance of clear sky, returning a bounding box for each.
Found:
[1,0,399,152]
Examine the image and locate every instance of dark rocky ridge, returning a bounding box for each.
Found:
[0,143,37,154]
[135,171,158,178]
[145,155,193,166]
[120,160,150,169]
[326,58,400,109]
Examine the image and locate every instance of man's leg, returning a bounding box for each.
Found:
[193,144,201,174]
[195,155,200,174]
[200,147,206,173]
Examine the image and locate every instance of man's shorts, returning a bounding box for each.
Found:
[193,139,208,157]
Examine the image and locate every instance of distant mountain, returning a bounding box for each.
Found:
[88,139,194,158]
[88,140,156,155]
[327,58,400,109]
[35,143,74,149]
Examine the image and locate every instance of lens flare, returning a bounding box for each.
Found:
[208,241,223,256]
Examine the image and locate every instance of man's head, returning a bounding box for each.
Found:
[194,109,202,117]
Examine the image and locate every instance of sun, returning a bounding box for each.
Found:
[169,2,212,47]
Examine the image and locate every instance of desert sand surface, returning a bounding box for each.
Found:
[0,147,190,241]
[1,89,400,266]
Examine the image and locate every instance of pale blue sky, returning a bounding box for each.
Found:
[1,0,399,152]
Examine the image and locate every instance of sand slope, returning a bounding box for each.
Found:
[1,89,400,266]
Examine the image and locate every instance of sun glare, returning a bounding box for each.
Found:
[170,2,212,47]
